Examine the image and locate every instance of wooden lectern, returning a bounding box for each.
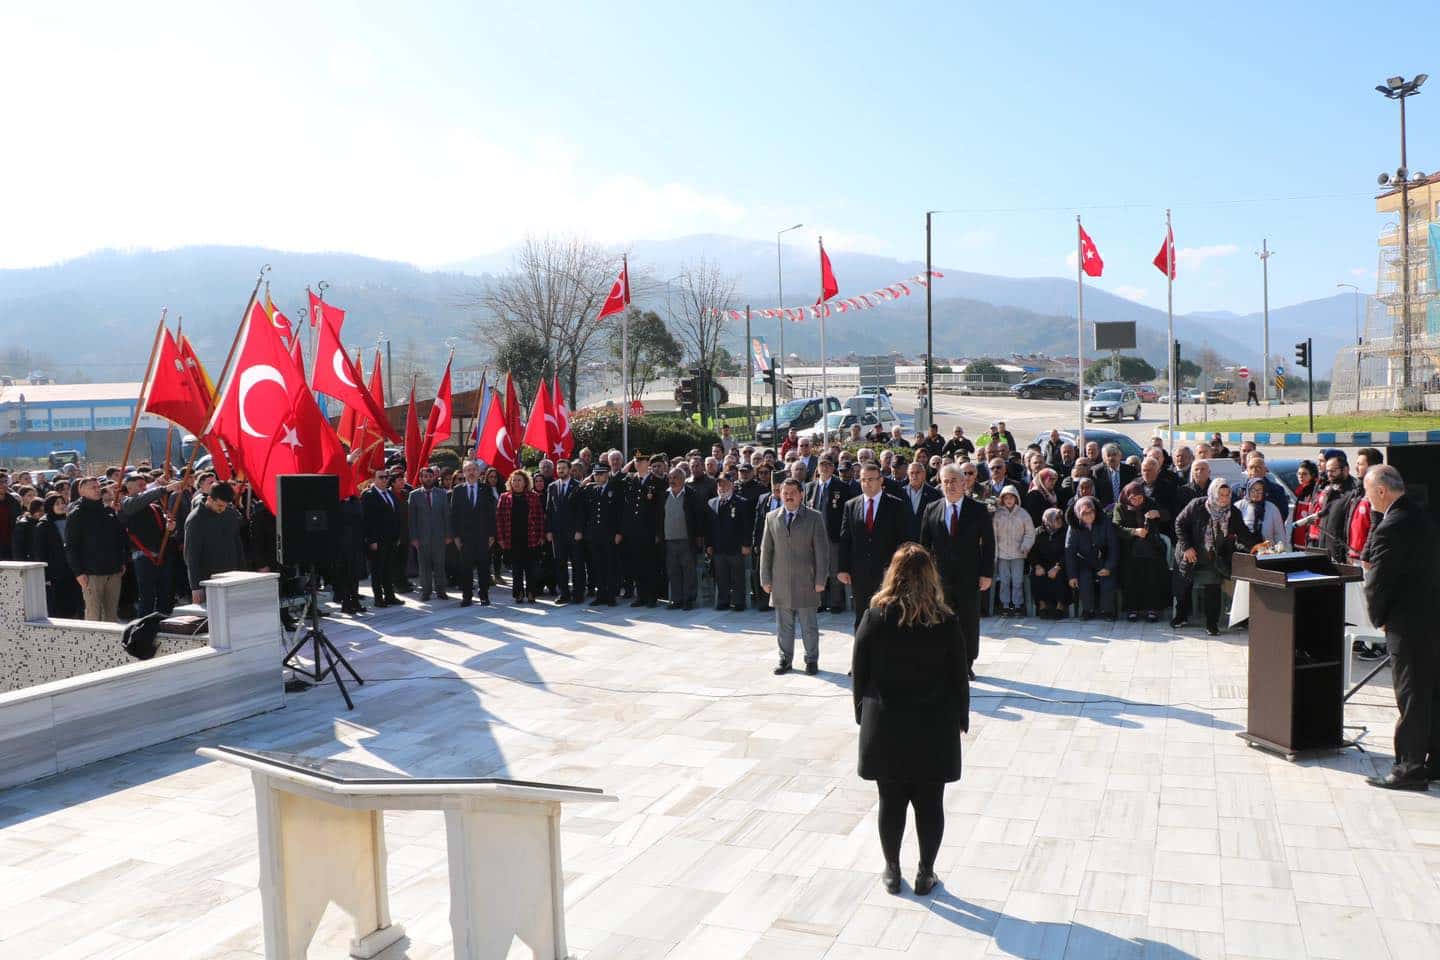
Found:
[1231,551,1363,758]
[200,745,617,959]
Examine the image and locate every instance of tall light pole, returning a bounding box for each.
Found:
[1376,73,1427,408]
[776,224,804,389]
[1256,240,1274,403]
[925,211,936,424]
[1338,282,1363,413]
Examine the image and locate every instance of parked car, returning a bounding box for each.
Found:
[1135,384,1159,402]
[855,385,892,402]
[755,396,844,444]
[847,392,894,413]
[1011,377,1079,400]
[800,407,898,442]
[1084,387,1142,421]
[1032,428,1145,460]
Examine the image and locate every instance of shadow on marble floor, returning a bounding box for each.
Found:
[969,675,1242,732]
[927,887,1203,959]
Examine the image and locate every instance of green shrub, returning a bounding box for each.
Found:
[569,408,719,458]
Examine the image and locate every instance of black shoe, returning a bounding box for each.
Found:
[1366,772,1430,791]
[1170,616,1186,628]
[914,867,939,896]
[805,661,818,675]
[1427,764,1440,782]
[774,661,792,675]
[630,599,647,608]
[479,596,491,606]
[1082,612,1095,621]
[968,667,976,681]
[715,603,730,611]
[1126,611,1138,622]
[1105,614,1117,623]
[882,862,901,895]
[606,599,617,606]
[420,592,432,602]
[734,605,747,612]
[1052,610,1066,621]
[1146,611,1159,623]
[556,596,570,605]
[681,603,693,611]
[1356,646,1388,662]
[460,598,473,607]
[590,598,605,606]
[1205,624,1220,636]
[436,592,450,600]
[620,590,634,599]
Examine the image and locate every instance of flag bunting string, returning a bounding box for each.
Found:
[708,270,944,322]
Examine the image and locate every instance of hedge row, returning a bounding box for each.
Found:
[568,409,720,459]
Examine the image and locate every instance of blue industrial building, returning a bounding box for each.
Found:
[0,382,177,466]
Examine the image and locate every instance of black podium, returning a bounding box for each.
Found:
[1232,551,1363,758]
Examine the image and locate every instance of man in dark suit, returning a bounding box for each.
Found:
[897,459,942,542]
[1092,443,1138,509]
[751,474,785,613]
[838,461,907,628]
[544,458,583,604]
[362,469,403,607]
[920,463,995,679]
[1361,465,1440,790]
[805,456,853,613]
[449,460,496,606]
[581,461,624,605]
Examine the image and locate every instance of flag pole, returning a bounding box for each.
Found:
[745,305,753,435]
[1165,209,1176,451]
[200,264,272,478]
[121,306,169,471]
[818,237,828,440]
[1076,216,1085,454]
[620,254,630,458]
[468,365,489,456]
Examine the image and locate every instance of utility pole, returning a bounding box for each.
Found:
[1256,239,1273,404]
[925,211,935,425]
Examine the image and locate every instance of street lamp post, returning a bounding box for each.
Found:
[1338,282,1363,412]
[1376,73,1428,408]
[925,211,935,426]
[776,224,803,403]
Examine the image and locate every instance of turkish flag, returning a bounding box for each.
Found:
[1152,226,1176,279]
[598,259,630,319]
[311,310,398,441]
[143,328,213,439]
[307,288,345,332]
[349,350,389,483]
[521,377,553,453]
[336,350,362,447]
[205,301,350,511]
[503,372,522,452]
[263,291,294,347]
[476,385,518,478]
[552,374,573,458]
[1079,225,1104,278]
[404,382,423,486]
[177,333,216,401]
[817,242,839,302]
[418,357,454,469]
[288,333,304,375]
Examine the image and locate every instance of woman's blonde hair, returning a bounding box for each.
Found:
[868,542,953,627]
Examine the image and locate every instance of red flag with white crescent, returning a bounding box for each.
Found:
[311,309,398,441]
[552,374,573,458]
[418,356,453,468]
[521,377,553,453]
[476,385,518,477]
[598,258,631,320]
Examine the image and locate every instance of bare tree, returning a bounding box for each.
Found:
[669,258,737,383]
[468,235,621,405]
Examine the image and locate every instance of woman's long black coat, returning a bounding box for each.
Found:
[852,603,969,783]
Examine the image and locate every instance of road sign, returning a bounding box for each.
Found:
[858,356,897,389]
[1237,366,1249,379]
[1274,364,1285,376]
[1274,375,1285,392]
[629,400,645,417]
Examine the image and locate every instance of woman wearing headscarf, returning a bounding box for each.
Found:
[1065,495,1119,620]
[1027,507,1070,619]
[1023,468,1059,526]
[1113,481,1172,623]
[1171,478,1262,635]
[1238,477,1285,548]
[852,543,968,897]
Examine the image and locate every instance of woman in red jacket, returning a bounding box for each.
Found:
[496,469,545,603]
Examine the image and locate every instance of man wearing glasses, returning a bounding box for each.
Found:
[921,464,995,681]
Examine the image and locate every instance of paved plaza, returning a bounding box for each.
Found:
[0,596,1436,959]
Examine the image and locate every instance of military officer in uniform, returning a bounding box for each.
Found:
[708,474,753,610]
[619,452,665,607]
[579,461,623,605]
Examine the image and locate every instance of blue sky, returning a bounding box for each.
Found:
[2,2,1433,315]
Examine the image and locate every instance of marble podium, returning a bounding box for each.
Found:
[200,745,617,959]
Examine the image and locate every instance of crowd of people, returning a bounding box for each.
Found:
[0,421,1387,655]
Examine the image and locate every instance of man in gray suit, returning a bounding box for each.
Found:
[408,467,452,601]
[760,477,829,675]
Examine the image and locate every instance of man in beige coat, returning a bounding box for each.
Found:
[760,477,829,675]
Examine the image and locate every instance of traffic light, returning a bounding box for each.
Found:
[677,377,697,413]
[1172,340,1182,372]
[761,369,775,387]
[1294,340,1310,369]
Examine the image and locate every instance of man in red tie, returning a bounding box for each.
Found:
[920,464,996,680]
[838,462,907,629]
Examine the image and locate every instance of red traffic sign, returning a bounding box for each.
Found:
[1237,366,1250,379]
[629,400,645,417]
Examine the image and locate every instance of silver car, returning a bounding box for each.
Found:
[1084,387,1141,421]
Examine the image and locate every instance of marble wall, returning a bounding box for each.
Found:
[0,565,285,790]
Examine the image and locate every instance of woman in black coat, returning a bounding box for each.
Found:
[852,542,969,897]
[1027,507,1070,618]
[1065,496,1119,620]
[33,493,82,618]
[1113,482,1172,622]
[1171,478,1261,635]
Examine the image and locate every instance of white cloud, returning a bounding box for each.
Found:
[1176,244,1240,270]
[1349,267,1371,278]
[1064,251,1078,270]
[1113,285,1148,302]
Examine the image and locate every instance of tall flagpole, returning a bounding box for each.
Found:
[120,306,170,472]
[1076,216,1085,453]
[818,237,828,437]
[620,253,630,458]
[1165,209,1176,450]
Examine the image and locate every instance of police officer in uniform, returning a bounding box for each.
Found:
[580,461,623,605]
[708,474,753,610]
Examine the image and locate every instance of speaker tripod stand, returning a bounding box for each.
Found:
[282,566,363,710]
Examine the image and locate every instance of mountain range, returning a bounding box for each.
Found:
[0,236,1364,388]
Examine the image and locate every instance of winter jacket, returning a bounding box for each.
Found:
[1064,512,1118,579]
[183,503,246,588]
[64,497,126,576]
[496,491,545,550]
[992,489,1036,561]
[1172,498,1261,580]
[1112,496,1171,562]
[1027,525,1066,574]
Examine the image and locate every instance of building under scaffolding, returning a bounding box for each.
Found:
[1329,172,1440,412]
